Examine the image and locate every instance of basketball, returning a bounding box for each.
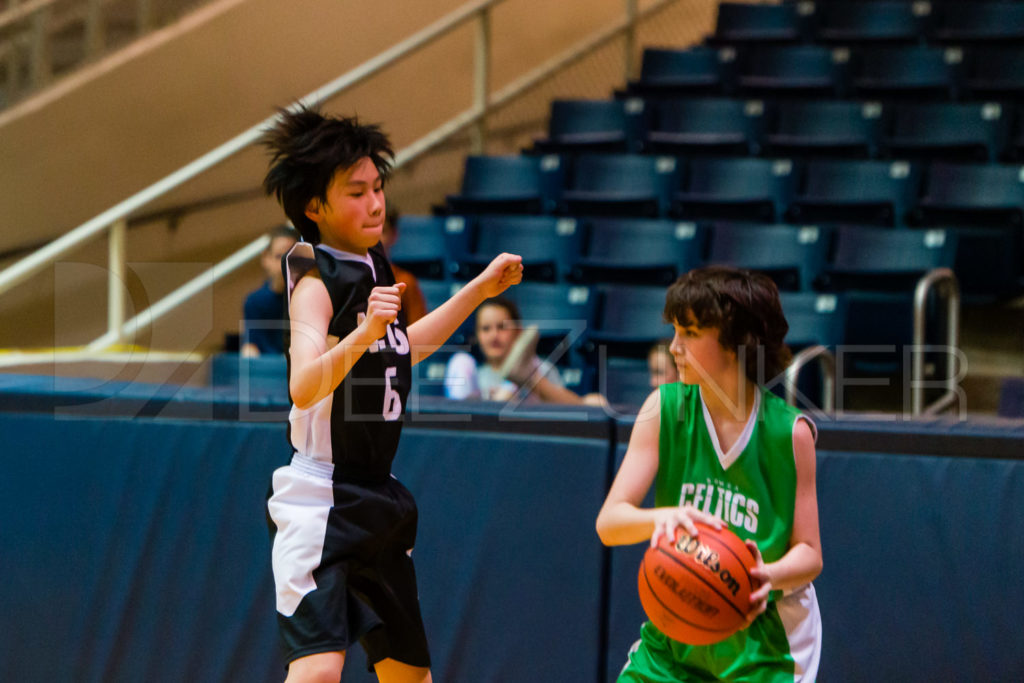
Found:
[638,522,758,645]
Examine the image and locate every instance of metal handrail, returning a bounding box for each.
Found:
[0,0,679,357]
[0,0,507,299]
[911,267,961,416]
[784,344,836,415]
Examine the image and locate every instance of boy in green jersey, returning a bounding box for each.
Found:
[596,266,823,682]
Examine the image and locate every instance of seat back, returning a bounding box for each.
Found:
[932,3,1024,43]
[677,157,799,222]
[882,102,1009,163]
[534,99,644,154]
[447,155,564,214]
[779,291,848,349]
[821,225,958,292]
[764,99,886,158]
[503,282,599,360]
[738,45,850,97]
[589,284,674,357]
[788,159,922,226]
[390,215,471,279]
[707,222,831,291]
[915,162,1024,226]
[816,2,926,44]
[572,218,706,285]
[853,45,962,100]
[712,1,811,44]
[964,46,1024,101]
[562,153,680,217]
[631,46,737,96]
[465,215,583,282]
[645,97,766,156]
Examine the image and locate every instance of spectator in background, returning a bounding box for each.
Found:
[241,224,298,357]
[380,203,428,324]
[445,296,605,406]
[648,339,680,388]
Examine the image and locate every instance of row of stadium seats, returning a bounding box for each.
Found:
[440,154,1024,232]
[409,279,950,406]
[394,216,1019,300]
[532,97,1023,162]
[623,44,1024,102]
[707,1,1024,47]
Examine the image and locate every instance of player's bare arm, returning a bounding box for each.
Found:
[406,253,523,364]
[751,419,823,594]
[288,273,405,410]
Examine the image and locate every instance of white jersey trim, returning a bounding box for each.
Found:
[698,387,761,470]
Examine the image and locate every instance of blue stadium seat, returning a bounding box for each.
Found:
[762,100,886,159]
[1007,106,1024,161]
[625,46,737,98]
[912,162,1024,228]
[963,46,1024,102]
[707,222,832,291]
[503,282,600,361]
[779,291,848,409]
[588,285,674,358]
[532,99,645,154]
[418,280,474,346]
[851,45,962,101]
[910,163,1024,299]
[560,153,680,217]
[814,1,927,45]
[446,154,564,215]
[817,225,959,294]
[596,356,657,408]
[737,45,850,98]
[390,215,471,280]
[453,215,584,282]
[673,157,799,223]
[710,2,812,45]
[880,102,1010,163]
[930,2,1024,44]
[570,218,707,286]
[643,97,766,156]
[780,291,848,350]
[786,159,923,227]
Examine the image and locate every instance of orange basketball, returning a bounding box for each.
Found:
[638,522,758,645]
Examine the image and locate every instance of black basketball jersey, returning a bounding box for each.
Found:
[284,242,412,483]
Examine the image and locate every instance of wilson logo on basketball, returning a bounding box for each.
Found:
[674,533,742,597]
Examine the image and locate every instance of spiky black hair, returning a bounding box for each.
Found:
[261,104,394,244]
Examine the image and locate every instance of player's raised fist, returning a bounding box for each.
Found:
[476,252,523,298]
[362,282,406,341]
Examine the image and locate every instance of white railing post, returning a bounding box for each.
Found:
[471,3,491,154]
[84,0,104,60]
[136,0,153,35]
[624,0,638,81]
[107,219,127,344]
[28,3,50,90]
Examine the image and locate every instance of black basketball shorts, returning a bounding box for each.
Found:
[267,454,430,669]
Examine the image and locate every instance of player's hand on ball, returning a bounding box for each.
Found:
[744,540,771,624]
[476,253,523,297]
[650,504,722,549]
[363,282,406,341]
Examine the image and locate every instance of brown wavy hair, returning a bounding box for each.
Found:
[664,266,792,383]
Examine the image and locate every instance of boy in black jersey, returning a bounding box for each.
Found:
[262,105,522,683]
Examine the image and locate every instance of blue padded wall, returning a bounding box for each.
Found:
[1,385,1023,682]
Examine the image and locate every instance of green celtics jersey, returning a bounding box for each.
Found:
[619,383,822,683]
